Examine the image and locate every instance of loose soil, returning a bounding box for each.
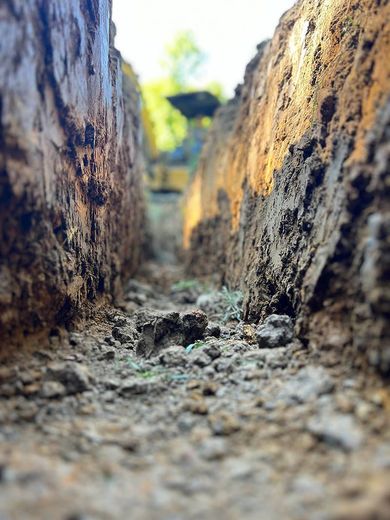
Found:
[0,264,389,520]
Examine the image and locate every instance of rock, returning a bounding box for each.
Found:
[136,309,208,357]
[203,343,221,360]
[209,411,241,436]
[278,366,334,403]
[98,348,116,361]
[118,379,150,396]
[189,351,211,368]
[159,346,187,367]
[201,382,218,396]
[40,381,66,399]
[181,310,208,344]
[46,363,91,394]
[205,322,221,338]
[102,378,121,390]
[256,315,294,348]
[198,437,228,460]
[236,322,257,343]
[213,358,235,374]
[112,326,136,345]
[0,367,14,384]
[21,383,40,397]
[196,292,224,316]
[307,413,363,451]
[183,397,208,415]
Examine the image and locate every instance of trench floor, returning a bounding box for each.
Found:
[0,263,389,520]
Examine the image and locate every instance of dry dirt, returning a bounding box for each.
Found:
[0,264,389,520]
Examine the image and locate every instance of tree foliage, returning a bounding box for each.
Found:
[142,31,224,152]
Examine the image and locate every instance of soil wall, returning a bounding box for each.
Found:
[184,0,390,373]
[0,0,144,343]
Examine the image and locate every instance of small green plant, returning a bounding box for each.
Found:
[171,279,201,292]
[126,358,160,379]
[185,340,206,353]
[220,286,243,323]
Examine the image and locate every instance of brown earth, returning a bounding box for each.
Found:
[0,0,390,518]
[0,0,144,346]
[184,0,390,375]
[0,264,389,520]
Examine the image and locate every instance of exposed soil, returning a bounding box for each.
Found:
[184,0,390,374]
[1,263,389,520]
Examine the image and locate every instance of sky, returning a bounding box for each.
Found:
[112,0,296,96]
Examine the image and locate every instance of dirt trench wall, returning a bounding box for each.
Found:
[184,0,390,373]
[0,0,144,344]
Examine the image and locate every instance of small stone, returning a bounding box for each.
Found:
[186,380,201,390]
[20,370,41,385]
[98,348,116,361]
[354,401,373,422]
[209,411,241,436]
[203,343,221,360]
[181,309,208,344]
[198,437,228,460]
[213,358,235,373]
[201,382,218,396]
[205,322,221,338]
[112,327,133,344]
[17,402,39,421]
[159,346,187,367]
[307,413,363,451]
[119,378,150,396]
[40,381,66,398]
[190,351,211,368]
[21,383,40,396]
[69,332,83,346]
[46,362,91,394]
[102,377,121,390]
[184,398,208,415]
[0,367,13,384]
[278,366,334,403]
[236,322,257,343]
[0,383,16,397]
[256,314,294,348]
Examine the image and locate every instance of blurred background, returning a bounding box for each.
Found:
[113,0,295,262]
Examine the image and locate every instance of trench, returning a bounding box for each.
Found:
[0,0,390,518]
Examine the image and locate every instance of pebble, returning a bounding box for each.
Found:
[190,351,211,368]
[118,378,150,396]
[203,343,221,360]
[159,346,188,367]
[46,362,91,394]
[278,366,335,403]
[209,411,241,436]
[307,412,363,451]
[198,437,228,460]
[40,381,66,398]
[256,314,294,348]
